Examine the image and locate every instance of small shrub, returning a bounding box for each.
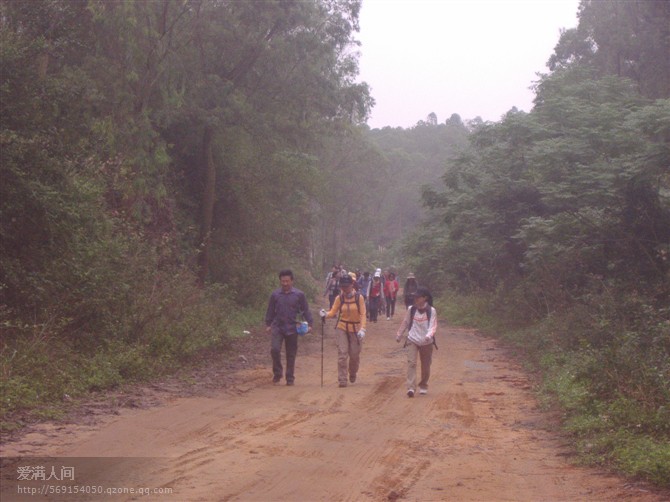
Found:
[612,433,670,487]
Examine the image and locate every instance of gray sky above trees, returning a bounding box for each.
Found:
[357,0,579,128]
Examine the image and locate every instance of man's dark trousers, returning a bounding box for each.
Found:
[271,329,298,383]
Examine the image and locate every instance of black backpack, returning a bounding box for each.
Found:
[327,277,340,296]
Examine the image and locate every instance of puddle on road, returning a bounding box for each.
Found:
[464,360,492,370]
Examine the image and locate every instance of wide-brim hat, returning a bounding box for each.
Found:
[407,273,415,279]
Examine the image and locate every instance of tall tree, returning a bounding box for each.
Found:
[157,0,372,285]
[550,0,670,99]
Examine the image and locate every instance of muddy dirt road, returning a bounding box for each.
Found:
[2,306,666,501]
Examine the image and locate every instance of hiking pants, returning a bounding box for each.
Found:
[369,296,381,322]
[385,296,396,318]
[406,342,433,391]
[271,330,298,383]
[336,329,361,386]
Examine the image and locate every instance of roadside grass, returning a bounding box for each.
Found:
[1,264,319,436]
[0,291,263,434]
[437,292,670,489]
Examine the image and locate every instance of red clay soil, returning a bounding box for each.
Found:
[2,302,668,501]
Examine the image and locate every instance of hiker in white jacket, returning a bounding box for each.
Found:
[395,286,437,397]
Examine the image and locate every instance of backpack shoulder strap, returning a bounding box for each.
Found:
[408,305,432,331]
[408,305,417,332]
[339,292,362,315]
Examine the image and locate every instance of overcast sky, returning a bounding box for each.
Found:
[356,0,580,129]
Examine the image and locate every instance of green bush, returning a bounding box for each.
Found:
[0,275,243,430]
[577,431,670,487]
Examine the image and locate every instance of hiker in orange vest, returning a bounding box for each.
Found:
[384,272,399,320]
[320,274,367,388]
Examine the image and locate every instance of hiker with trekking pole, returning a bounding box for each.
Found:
[319,274,367,388]
[395,286,438,398]
[265,269,314,386]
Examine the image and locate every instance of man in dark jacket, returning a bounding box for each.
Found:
[265,269,314,385]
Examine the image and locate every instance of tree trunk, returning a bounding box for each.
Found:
[197,125,216,286]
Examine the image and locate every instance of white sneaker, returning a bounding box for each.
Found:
[419,388,428,395]
[407,389,415,398]
[387,317,391,320]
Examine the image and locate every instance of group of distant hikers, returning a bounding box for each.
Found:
[323,265,418,321]
[264,266,437,398]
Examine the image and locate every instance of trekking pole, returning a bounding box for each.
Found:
[321,316,325,387]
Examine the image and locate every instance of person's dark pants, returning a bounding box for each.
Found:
[271,330,298,383]
[328,293,337,309]
[385,296,396,318]
[369,296,380,322]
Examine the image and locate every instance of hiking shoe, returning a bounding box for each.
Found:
[286,381,294,386]
[349,374,356,383]
[407,389,415,398]
[339,382,347,388]
[419,388,428,395]
[272,376,281,384]
[387,316,390,320]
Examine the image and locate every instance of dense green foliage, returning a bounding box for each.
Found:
[0,0,381,426]
[406,0,670,486]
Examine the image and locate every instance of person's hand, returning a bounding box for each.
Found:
[308,325,313,333]
[357,328,366,341]
[396,334,401,343]
[319,308,327,319]
[425,334,433,342]
[266,326,271,334]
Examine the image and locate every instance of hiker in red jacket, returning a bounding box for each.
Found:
[384,272,399,320]
[367,272,384,323]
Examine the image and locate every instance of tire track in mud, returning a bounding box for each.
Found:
[361,352,479,500]
[431,391,476,426]
[157,389,351,498]
[361,375,404,411]
[369,437,432,500]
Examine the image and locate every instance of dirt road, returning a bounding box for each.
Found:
[2,306,666,501]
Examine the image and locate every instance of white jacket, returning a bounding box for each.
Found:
[397,305,437,346]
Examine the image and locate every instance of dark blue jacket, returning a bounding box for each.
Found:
[265,287,313,335]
